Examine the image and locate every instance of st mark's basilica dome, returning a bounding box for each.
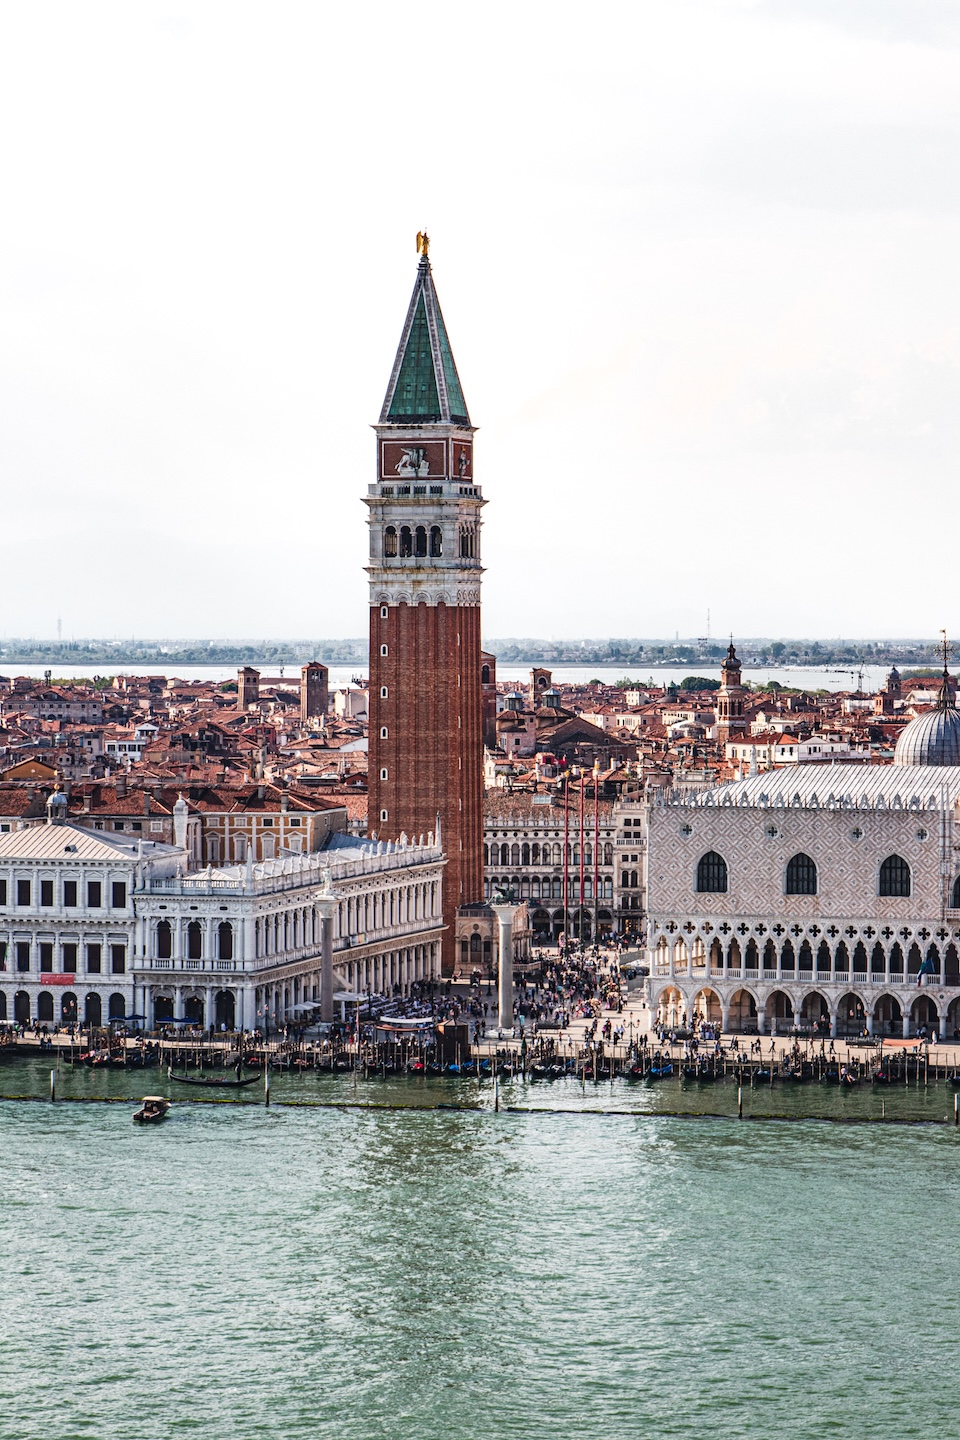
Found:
[893,670,960,766]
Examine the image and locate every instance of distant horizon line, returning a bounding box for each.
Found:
[0,636,948,647]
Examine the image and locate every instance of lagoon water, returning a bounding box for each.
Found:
[9,660,899,692]
[1,1061,959,1440]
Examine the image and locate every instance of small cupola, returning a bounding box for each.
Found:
[47,790,68,826]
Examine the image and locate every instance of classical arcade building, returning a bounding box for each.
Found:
[135,832,445,1032]
[0,798,445,1032]
[645,687,960,1039]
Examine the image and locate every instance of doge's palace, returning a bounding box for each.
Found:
[644,678,960,1039]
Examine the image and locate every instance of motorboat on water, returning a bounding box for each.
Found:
[133,1097,170,1125]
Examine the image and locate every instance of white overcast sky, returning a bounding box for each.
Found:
[1,0,958,642]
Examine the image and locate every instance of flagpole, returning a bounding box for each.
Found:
[563,770,570,957]
[593,760,600,947]
[579,767,585,946]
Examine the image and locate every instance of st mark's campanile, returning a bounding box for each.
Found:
[365,237,484,971]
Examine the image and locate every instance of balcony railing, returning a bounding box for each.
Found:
[648,963,960,991]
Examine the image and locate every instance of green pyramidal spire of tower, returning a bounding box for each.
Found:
[380,243,470,426]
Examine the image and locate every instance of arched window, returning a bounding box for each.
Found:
[953,876,960,909]
[415,525,427,557]
[399,526,412,557]
[218,922,233,961]
[696,851,727,893]
[384,525,398,557]
[521,843,530,866]
[157,919,172,960]
[481,664,490,685]
[785,852,817,895]
[510,843,520,866]
[879,854,911,897]
[429,525,442,557]
[459,527,473,558]
[187,920,203,960]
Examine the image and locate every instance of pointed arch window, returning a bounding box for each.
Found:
[952,876,960,909]
[879,854,911,897]
[785,853,817,895]
[696,851,727,893]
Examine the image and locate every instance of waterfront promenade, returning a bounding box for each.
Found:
[5,994,960,1079]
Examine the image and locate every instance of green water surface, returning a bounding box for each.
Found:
[0,1058,957,1439]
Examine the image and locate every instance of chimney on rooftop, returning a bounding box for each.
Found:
[116,772,126,799]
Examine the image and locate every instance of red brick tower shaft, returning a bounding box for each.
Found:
[365,242,484,973]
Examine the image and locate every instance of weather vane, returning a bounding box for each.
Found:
[938,628,954,710]
[416,229,430,258]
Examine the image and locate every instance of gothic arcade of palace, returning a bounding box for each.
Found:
[644,691,960,1039]
[365,246,484,969]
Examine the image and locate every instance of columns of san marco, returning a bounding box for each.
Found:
[491,899,517,1033]
[316,878,337,1024]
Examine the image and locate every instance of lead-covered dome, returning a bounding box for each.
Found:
[894,705,960,765]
